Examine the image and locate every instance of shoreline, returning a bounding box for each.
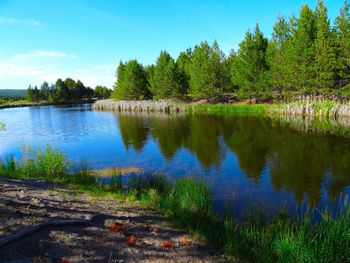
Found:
[93,99,350,119]
[0,177,225,262]
[0,100,96,110]
[1,146,349,262]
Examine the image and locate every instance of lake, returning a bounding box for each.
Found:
[1,104,350,218]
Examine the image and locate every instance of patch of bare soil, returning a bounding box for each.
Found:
[0,178,229,263]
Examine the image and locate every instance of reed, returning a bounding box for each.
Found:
[93,98,350,119]
[271,100,350,118]
[93,99,185,113]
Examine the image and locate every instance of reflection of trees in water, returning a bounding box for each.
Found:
[117,113,150,152]
[182,115,226,169]
[270,115,350,203]
[118,113,226,169]
[274,115,350,138]
[149,115,190,160]
[268,133,329,204]
[327,145,350,200]
[0,122,5,131]
[116,112,350,204]
[221,116,271,183]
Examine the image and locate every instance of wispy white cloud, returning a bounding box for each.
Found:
[0,63,45,77]
[0,50,115,89]
[0,62,115,89]
[34,50,76,58]
[0,16,41,26]
[12,50,76,59]
[74,64,115,75]
[94,64,115,74]
[95,64,114,70]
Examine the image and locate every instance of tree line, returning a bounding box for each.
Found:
[26,78,112,102]
[113,0,350,102]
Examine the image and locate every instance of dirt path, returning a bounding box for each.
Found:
[0,178,228,263]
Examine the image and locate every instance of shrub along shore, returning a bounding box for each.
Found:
[0,146,349,262]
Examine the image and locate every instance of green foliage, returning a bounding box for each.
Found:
[176,48,193,97]
[189,41,225,100]
[0,146,95,184]
[267,15,292,97]
[232,24,269,101]
[26,85,41,102]
[95,85,112,99]
[18,146,69,179]
[26,78,95,103]
[186,103,271,115]
[149,51,184,99]
[222,50,237,93]
[315,0,336,91]
[112,60,151,100]
[289,5,317,93]
[334,0,350,87]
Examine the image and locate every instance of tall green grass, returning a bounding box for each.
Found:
[0,147,349,262]
[185,103,272,115]
[130,175,350,263]
[0,146,95,184]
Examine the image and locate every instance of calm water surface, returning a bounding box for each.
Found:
[1,104,350,218]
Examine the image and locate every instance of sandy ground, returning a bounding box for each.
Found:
[0,178,230,263]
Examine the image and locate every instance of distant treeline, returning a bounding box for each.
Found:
[0,89,26,100]
[26,78,112,102]
[113,0,350,102]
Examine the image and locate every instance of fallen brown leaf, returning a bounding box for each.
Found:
[127,235,137,246]
[110,222,127,233]
[181,237,191,247]
[160,241,175,249]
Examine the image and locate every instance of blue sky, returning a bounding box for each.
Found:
[0,0,345,89]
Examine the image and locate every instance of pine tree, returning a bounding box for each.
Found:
[232,24,269,101]
[64,78,76,101]
[289,4,317,93]
[267,15,292,98]
[55,78,70,102]
[189,41,224,100]
[40,81,50,100]
[334,0,350,88]
[112,60,150,100]
[75,80,86,100]
[149,51,182,99]
[315,0,336,91]
[176,48,193,98]
[222,50,237,93]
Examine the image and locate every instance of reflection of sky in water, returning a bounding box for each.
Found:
[1,104,350,218]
